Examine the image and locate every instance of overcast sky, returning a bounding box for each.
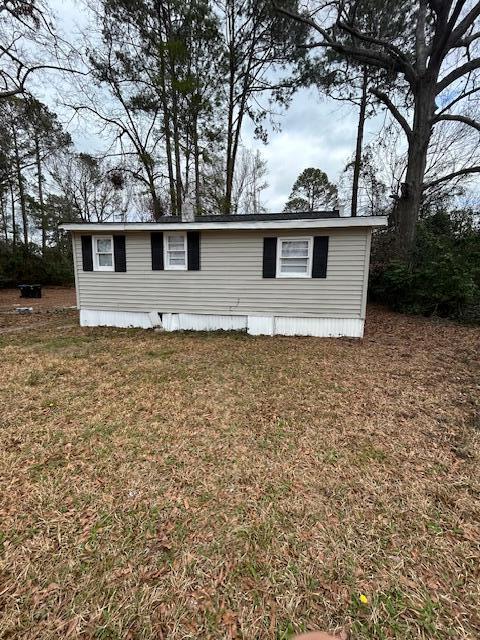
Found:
[43,0,385,213]
[242,92,383,211]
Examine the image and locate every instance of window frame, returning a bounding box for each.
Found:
[164,231,188,271]
[276,236,313,279]
[92,235,114,272]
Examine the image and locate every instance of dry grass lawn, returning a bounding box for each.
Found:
[0,291,479,639]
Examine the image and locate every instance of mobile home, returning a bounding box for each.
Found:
[61,211,387,337]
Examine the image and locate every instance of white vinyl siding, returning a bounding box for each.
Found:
[74,228,370,319]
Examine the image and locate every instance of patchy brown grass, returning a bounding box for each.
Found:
[0,304,479,639]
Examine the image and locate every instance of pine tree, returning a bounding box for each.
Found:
[284,168,338,211]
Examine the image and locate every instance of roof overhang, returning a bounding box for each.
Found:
[60,216,388,232]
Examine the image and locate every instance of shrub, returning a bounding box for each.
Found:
[0,241,74,288]
[370,209,480,323]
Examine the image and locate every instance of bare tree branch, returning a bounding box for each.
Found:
[274,4,399,73]
[424,165,480,188]
[415,0,428,75]
[336,20,416,83]
[370,88,413,141]
[432,113,480,132]
[453,31,480,47]
[0,62,88,99]
[436,84,480,115]
[273,3,333,42]
[448,0,480,48]
[437,56,480,93]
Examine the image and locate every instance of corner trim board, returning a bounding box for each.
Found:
[360,228,372,319]
[71,233,80,309]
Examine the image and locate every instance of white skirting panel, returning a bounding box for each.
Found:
[79,309,364,337]
[164,314,364,337]
[80,309,160,329]
[162,313,247,332]
[274,316,364,338]
[247,316,275,336]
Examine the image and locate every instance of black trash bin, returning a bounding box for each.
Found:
[18,284,42,299]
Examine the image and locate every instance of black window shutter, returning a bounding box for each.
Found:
[81,235,93,271]
[113,235,127,272]
[151,232,164,270]
[187,231,200,270]
[263,237,277,278]
[312,236,329,278]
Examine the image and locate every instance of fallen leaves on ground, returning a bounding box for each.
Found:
[0,291,479,639]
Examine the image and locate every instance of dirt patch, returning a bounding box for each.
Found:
[0,286,76,312]
[0,287,78,332]
[0,307,479,639]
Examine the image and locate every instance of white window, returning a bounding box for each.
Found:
[277,237,313,278]
[164,232,187,270]
[93,235,114,271]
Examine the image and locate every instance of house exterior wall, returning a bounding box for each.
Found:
[72,228,372,324]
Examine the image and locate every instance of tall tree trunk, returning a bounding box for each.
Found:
[224,0,236,214]
[184,128,191,201]
[150,183,163,220]
[193,111,201,214]
[393,2,434,257]
[225,10,258,215]
[229,100,248,211]
[224,0,260,215]
[161,84,177,216]
[12,125,28,246]
[351,68,368,217]
[0,190,7,242]
[34,133,46,253]
[143,158,162,220]
[170,87,183,217]
[163,3,183,217]
[161,96,176,215]
[155,1,176,215]
[393,82,435,257]
[9,181,17,246]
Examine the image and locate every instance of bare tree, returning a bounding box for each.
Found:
[66,15,166,219]
[232,147,268,214]
[50,151,128,222]
[0,0,84,100]
[341,116,480,218]
[339,147,389,216]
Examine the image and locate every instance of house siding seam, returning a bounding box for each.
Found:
[73,228,370,319]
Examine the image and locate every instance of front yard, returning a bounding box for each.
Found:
[0,292,479,639]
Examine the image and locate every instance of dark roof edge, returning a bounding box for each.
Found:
[62,211,341,225]
[187,211,341,223]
